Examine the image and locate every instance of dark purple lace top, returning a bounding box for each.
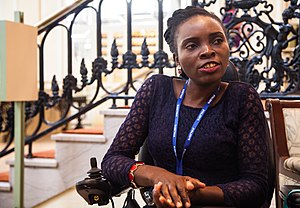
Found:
[101,74,270,207]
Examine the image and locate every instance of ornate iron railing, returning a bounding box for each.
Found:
[218,0,300,98]
[0,0,299,159]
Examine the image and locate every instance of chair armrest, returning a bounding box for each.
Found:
[279,156,300,182]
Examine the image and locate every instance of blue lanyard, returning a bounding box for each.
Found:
[172,80,219,175]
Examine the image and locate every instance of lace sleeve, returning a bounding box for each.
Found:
[101,75,156,186]
[217,85,269,207]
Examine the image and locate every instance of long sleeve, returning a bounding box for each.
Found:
[217,85,269,207]
[101,75,156,186]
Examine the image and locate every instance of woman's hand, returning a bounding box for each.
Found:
[152,175,205,208]
[134,165,205,207]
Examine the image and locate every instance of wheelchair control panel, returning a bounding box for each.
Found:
[76,157,112,206]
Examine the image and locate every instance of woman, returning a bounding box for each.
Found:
[101,6,271,208]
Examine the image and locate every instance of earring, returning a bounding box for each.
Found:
[177,66,188,80]
[177,65,182,76]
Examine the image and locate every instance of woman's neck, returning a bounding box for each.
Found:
[183,80,222,108]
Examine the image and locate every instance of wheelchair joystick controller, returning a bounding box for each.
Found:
[76,157,112,206]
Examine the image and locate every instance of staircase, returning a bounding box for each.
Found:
[0,108,130,208]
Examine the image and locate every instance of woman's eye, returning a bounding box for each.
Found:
[186,43,197,50]
[212,38,224,45]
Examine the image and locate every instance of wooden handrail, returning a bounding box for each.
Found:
[34,0,93,34]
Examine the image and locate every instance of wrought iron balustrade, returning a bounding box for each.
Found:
[0,0,299,159]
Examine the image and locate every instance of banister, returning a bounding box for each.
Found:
[1,0,300,162]
[35,0,93,34]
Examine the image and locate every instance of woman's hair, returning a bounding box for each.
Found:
[164,6,227,55]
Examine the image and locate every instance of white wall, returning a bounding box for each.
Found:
[0,0,61,26]
[0,0,70,88]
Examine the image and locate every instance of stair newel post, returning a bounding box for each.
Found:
[13,11,25,208]
[14,11,25,208]
[0,11,38,207]
[14,101,25,208]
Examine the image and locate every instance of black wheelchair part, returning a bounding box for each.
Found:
[76,157,113,206]
[76,157,155,208]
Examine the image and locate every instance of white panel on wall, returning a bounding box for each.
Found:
[0,0,14,21]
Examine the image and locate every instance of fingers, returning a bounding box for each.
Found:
[185,177,206,190]
[160,182,175,206]
[152,182,162,207]
[153,182,175,208]
[175,183,190,208]
[152,176,205,208]
[153,181,190,208]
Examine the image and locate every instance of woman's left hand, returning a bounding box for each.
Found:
[152,177,204,208]
[153,182,176,208]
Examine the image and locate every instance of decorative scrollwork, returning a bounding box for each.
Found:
[91,56,109,81]
[233,0,260,10]
[62,74,77,102]
[111,39,119,69]
[151,50,174,69]
[140,38,150,67]
[282,0,300,24]
[51,76,60,99]
[80,59,88,87]
[191,0,217,8]
[253,1,273,18]
[122,51,138,69]
[245,56,263,88]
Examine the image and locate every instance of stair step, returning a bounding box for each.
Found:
[0,171,11,192]
[117,105,130,109]
[51,132,106,143]
[0,181,11,192]
[62,127,103,135]
[31,149,55,159]
[7,158,58,168]
[0,171,9,182]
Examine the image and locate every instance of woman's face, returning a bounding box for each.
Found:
[175,15,230,86]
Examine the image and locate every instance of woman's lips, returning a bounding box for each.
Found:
[198,64,220,73]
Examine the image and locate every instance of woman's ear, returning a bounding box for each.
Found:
[173,54,179,66]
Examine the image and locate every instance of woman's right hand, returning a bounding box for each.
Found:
[135,165,205,207]
[142,168,205,207]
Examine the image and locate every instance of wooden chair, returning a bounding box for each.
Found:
[265,99,300,208]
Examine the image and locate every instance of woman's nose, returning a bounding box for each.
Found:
[199,44,215,59]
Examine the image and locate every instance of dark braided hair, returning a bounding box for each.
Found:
[164,6,227,55]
